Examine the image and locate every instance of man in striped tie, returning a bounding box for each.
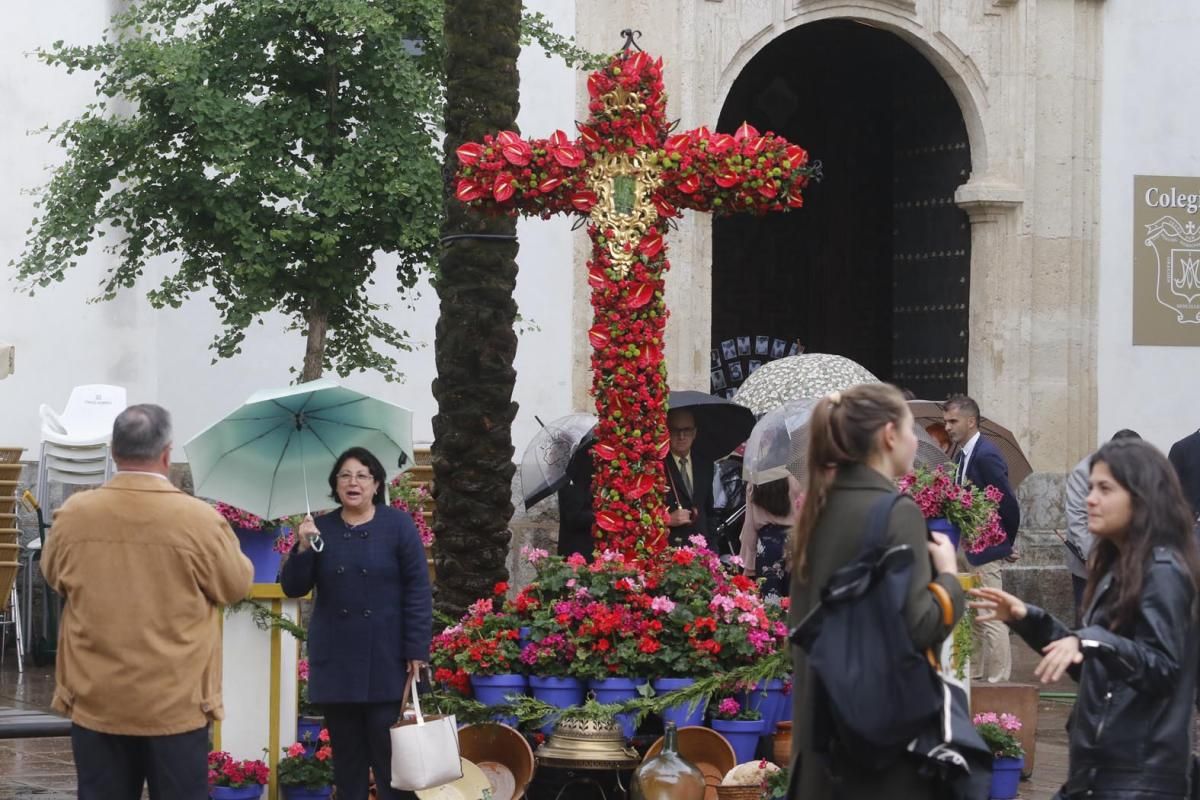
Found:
[943,395,1021,683]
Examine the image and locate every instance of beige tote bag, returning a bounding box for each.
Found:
[389,670,462,791]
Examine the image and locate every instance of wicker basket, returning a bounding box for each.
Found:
[715,785,764,800]
[0,448,23,464]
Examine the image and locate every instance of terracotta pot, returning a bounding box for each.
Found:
[771,721,792,767]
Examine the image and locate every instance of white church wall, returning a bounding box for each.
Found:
[0,1,578,463]
[1097,1,1200,454]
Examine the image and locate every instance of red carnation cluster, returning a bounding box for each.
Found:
[207,751,270,788]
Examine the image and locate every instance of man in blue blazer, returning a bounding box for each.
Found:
[944,395,1021,682]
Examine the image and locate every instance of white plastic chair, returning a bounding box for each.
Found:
[39,384,127,446]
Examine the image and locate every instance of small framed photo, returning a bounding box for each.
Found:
[755,336,771,356]
[748,359,763,374]
[722,388,737,399]
[727,362,744,383]
[710,349,721,370]
[771,338,789,359]
[710,369,727,391]
[788,341,801,356]
[720,339,738,361]
[736,336,752,356]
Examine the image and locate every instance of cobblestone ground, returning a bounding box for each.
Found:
[5,630,1164,799]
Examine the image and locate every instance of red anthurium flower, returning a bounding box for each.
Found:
[538,176,563,193]
[743,136,768,157]
[493,174,515,202]
[595,510,623,532]
[636,343,662,369]
[496,131,532,166]
[677,174,700,194]
[638,230,663,259]
[571,190,598,212]
[734,122,760,141]
[626,473,655,499]
[586,73,606,99]
[548,131,584,168]
[708,133,735,156]
[455,180,485,203]
[587,324,610,349]
[785,144,808,166]
[576,124,600,148]
[588,265,608,289]
[627,51,649,75]
[714,171,740,189]
[624,283,654,309]
[758,181,778,199]
[664,134,690,156]
[637,117,658,145]
[787,192,804,208]
[593,441,617,461]
[455,142,484,166]
[653,196,677,219]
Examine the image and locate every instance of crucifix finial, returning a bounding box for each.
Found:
[620,29,643,51]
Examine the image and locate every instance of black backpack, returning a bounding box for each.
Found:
[790,493,944,770]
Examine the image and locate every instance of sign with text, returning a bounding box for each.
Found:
[1134,175,1200,345]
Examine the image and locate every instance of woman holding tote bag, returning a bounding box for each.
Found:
[282,447,433,800]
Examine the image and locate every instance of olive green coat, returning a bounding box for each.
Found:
[787,463,965,800]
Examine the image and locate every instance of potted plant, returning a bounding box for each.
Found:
[709,698,764,763]
[762,763,790,800]
[388,473,435,546]
[450,589,525,712]
[295,658,323,754]
[207,751,270,799]
[898,464,1007,555]
[214,502,281,583]
[973,711,1025,800]
[277,731,334,800]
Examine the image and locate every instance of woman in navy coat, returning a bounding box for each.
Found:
[281,446,433,800]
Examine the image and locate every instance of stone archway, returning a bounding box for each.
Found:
[710,19,974,400]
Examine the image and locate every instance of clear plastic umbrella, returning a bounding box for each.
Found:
[520,413,597,509]
[743,398,950,487]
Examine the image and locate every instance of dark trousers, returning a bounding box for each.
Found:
[323,701,410,800]
[71,723,208,800]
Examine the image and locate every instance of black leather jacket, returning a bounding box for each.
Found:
[1010,547,1198,798]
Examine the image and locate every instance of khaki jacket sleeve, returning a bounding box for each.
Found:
[40,501,72,594]
[193,513,254,605]
[888,497,965,651]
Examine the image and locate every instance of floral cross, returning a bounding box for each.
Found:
[455,48,813,553]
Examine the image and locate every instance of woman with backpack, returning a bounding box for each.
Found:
[971,439,1200,799]
[788,383,964,799]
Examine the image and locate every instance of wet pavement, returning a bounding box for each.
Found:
[0,636,1072,799]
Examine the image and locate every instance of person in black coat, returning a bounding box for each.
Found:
[557,443,595,559]
[663,408,716,549]
[281,447,433,800]
[1167,428,1200,521]
[971,439,1200,800]
[943,394,1021,682]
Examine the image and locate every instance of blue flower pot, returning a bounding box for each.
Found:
[296,715,323,756]
[282,787,333,800]
[989,756,1022,799]
[470,673,527,707]
[530,676,585,735]
[518,627,532,649]
[710,718,763,763]
[234,526,281,583]
[653,678,708,729]
[927,517,961,551]
[736,679,786,733]
[778,694,793,723]
[210,786,264,800]
[590,677,646,740]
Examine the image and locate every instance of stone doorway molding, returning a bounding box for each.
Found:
[573,0,1102,469]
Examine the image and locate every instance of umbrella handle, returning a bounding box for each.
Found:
[298,429,324,552]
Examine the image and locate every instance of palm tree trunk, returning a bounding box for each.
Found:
[431,0,522,618]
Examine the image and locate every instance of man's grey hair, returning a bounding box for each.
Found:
[111,404,172,461]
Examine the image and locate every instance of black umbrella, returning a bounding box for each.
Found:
[667,390,756,464]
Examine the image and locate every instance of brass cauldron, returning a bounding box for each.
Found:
[534,717,641,770]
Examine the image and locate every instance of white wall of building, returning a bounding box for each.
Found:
[0,1,578,460]
[1098,1,1200,455]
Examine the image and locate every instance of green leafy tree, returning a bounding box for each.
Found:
[12,0,444,381]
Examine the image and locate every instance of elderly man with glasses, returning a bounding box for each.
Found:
[663,408,717,549]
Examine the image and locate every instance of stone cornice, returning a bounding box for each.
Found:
[955,180,1023,218]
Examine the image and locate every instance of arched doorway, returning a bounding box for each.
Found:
[711,19,971,400]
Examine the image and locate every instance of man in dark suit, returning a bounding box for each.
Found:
[557,443,595,559]
[664,408,715,549]
[1168,428,1200,522]
[943,394,1021,683]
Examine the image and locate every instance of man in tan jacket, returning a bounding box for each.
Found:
[42,403,253,800]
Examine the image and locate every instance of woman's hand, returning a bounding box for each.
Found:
[968,586,1028,623]
[1035,636,1083,683]
[928,531,957,575]
[296,514,318,552]
[407,659,428,679]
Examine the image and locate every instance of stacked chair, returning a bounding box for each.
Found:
[20,384,126,663]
